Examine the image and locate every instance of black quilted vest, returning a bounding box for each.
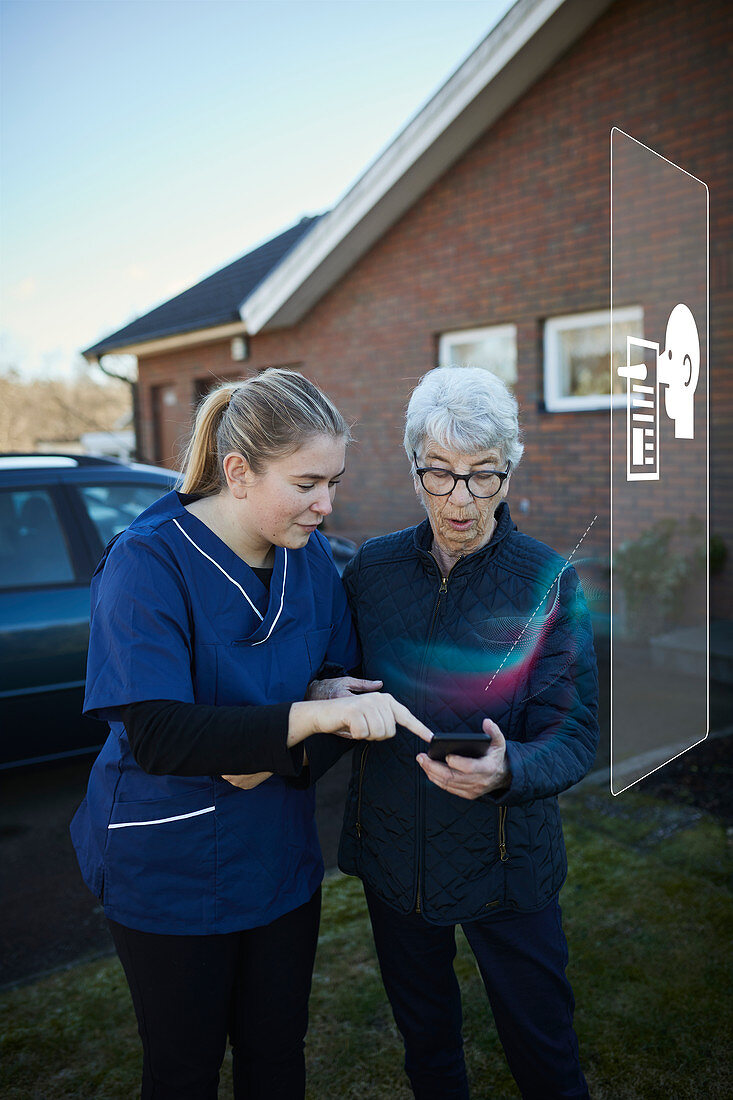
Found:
[338,503,599,923]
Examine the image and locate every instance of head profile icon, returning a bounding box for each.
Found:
[656,303,699,439]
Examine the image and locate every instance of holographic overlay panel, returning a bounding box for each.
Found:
[610,128,708,795]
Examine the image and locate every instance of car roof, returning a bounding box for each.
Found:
[0,454,177,485]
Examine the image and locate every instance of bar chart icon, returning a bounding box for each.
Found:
[619,336,659,481]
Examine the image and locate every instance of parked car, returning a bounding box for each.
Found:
[0,454,357,768]
[0,455,177,767]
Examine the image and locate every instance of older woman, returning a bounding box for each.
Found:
[337,366,599,1100]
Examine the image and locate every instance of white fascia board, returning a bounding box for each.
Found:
[241,0,613,334]
[82,321,248,361]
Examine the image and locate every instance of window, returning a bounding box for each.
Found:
[78,483,169,548]
[543,307,643,411]
[0,489,74,589]
[230,336,249,361]
[438,325,517,389]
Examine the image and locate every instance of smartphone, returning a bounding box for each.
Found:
[427,732,491,762]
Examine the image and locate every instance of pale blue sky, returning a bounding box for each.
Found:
[1,0,514,377]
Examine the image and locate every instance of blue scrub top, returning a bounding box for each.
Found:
[71,490,359,935]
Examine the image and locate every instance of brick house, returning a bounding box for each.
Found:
[84,0,732,622]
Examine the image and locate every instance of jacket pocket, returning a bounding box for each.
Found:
[422,787,506,918]
[499,805,509,862]
[355,743,370,840]
[104,787,217,927]
[304,627,332,676]
[209,627,332,708]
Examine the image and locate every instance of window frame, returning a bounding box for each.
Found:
[438,324,518,388]
[543,306,643,412]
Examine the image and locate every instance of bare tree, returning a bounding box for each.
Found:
[0,368,132,453]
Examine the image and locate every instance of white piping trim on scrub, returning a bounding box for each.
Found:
[173,518,263,621]
[108,805,216,830]
[252,548,287,646]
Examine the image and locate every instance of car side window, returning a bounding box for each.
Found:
[0,489,75,588]
[78,483,168,547]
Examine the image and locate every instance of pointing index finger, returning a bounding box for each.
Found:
[393,702,433,742]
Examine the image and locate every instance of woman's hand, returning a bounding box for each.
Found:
[221,771,272,790]
[416,719,510,800]
[224,691,433,789]
[289,693,433,745]
[306,676,383,701]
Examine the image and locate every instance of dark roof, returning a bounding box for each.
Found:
[83,215,323,357]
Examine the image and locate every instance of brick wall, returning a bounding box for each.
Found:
[137,0,732,614]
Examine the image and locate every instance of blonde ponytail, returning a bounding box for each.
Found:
[179,369,350,496]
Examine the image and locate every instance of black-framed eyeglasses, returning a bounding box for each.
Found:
[413,452,511,499]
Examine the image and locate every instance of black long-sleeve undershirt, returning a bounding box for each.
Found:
[121,699,303,778]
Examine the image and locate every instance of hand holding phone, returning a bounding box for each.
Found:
[418,719,510,801]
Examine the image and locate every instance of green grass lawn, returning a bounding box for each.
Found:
[2,786,731,1099]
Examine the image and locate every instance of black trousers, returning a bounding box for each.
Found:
[108,887,321,1100]
[365,886,589,1100]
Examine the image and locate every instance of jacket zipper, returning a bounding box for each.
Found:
[499,805,509,862]
[415,560,451,913]
[355,743,370,838]
[419,562,449,693]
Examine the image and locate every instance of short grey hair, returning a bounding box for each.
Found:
[404,366,524,468]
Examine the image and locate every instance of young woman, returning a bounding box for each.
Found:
[71,368,430,1100]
